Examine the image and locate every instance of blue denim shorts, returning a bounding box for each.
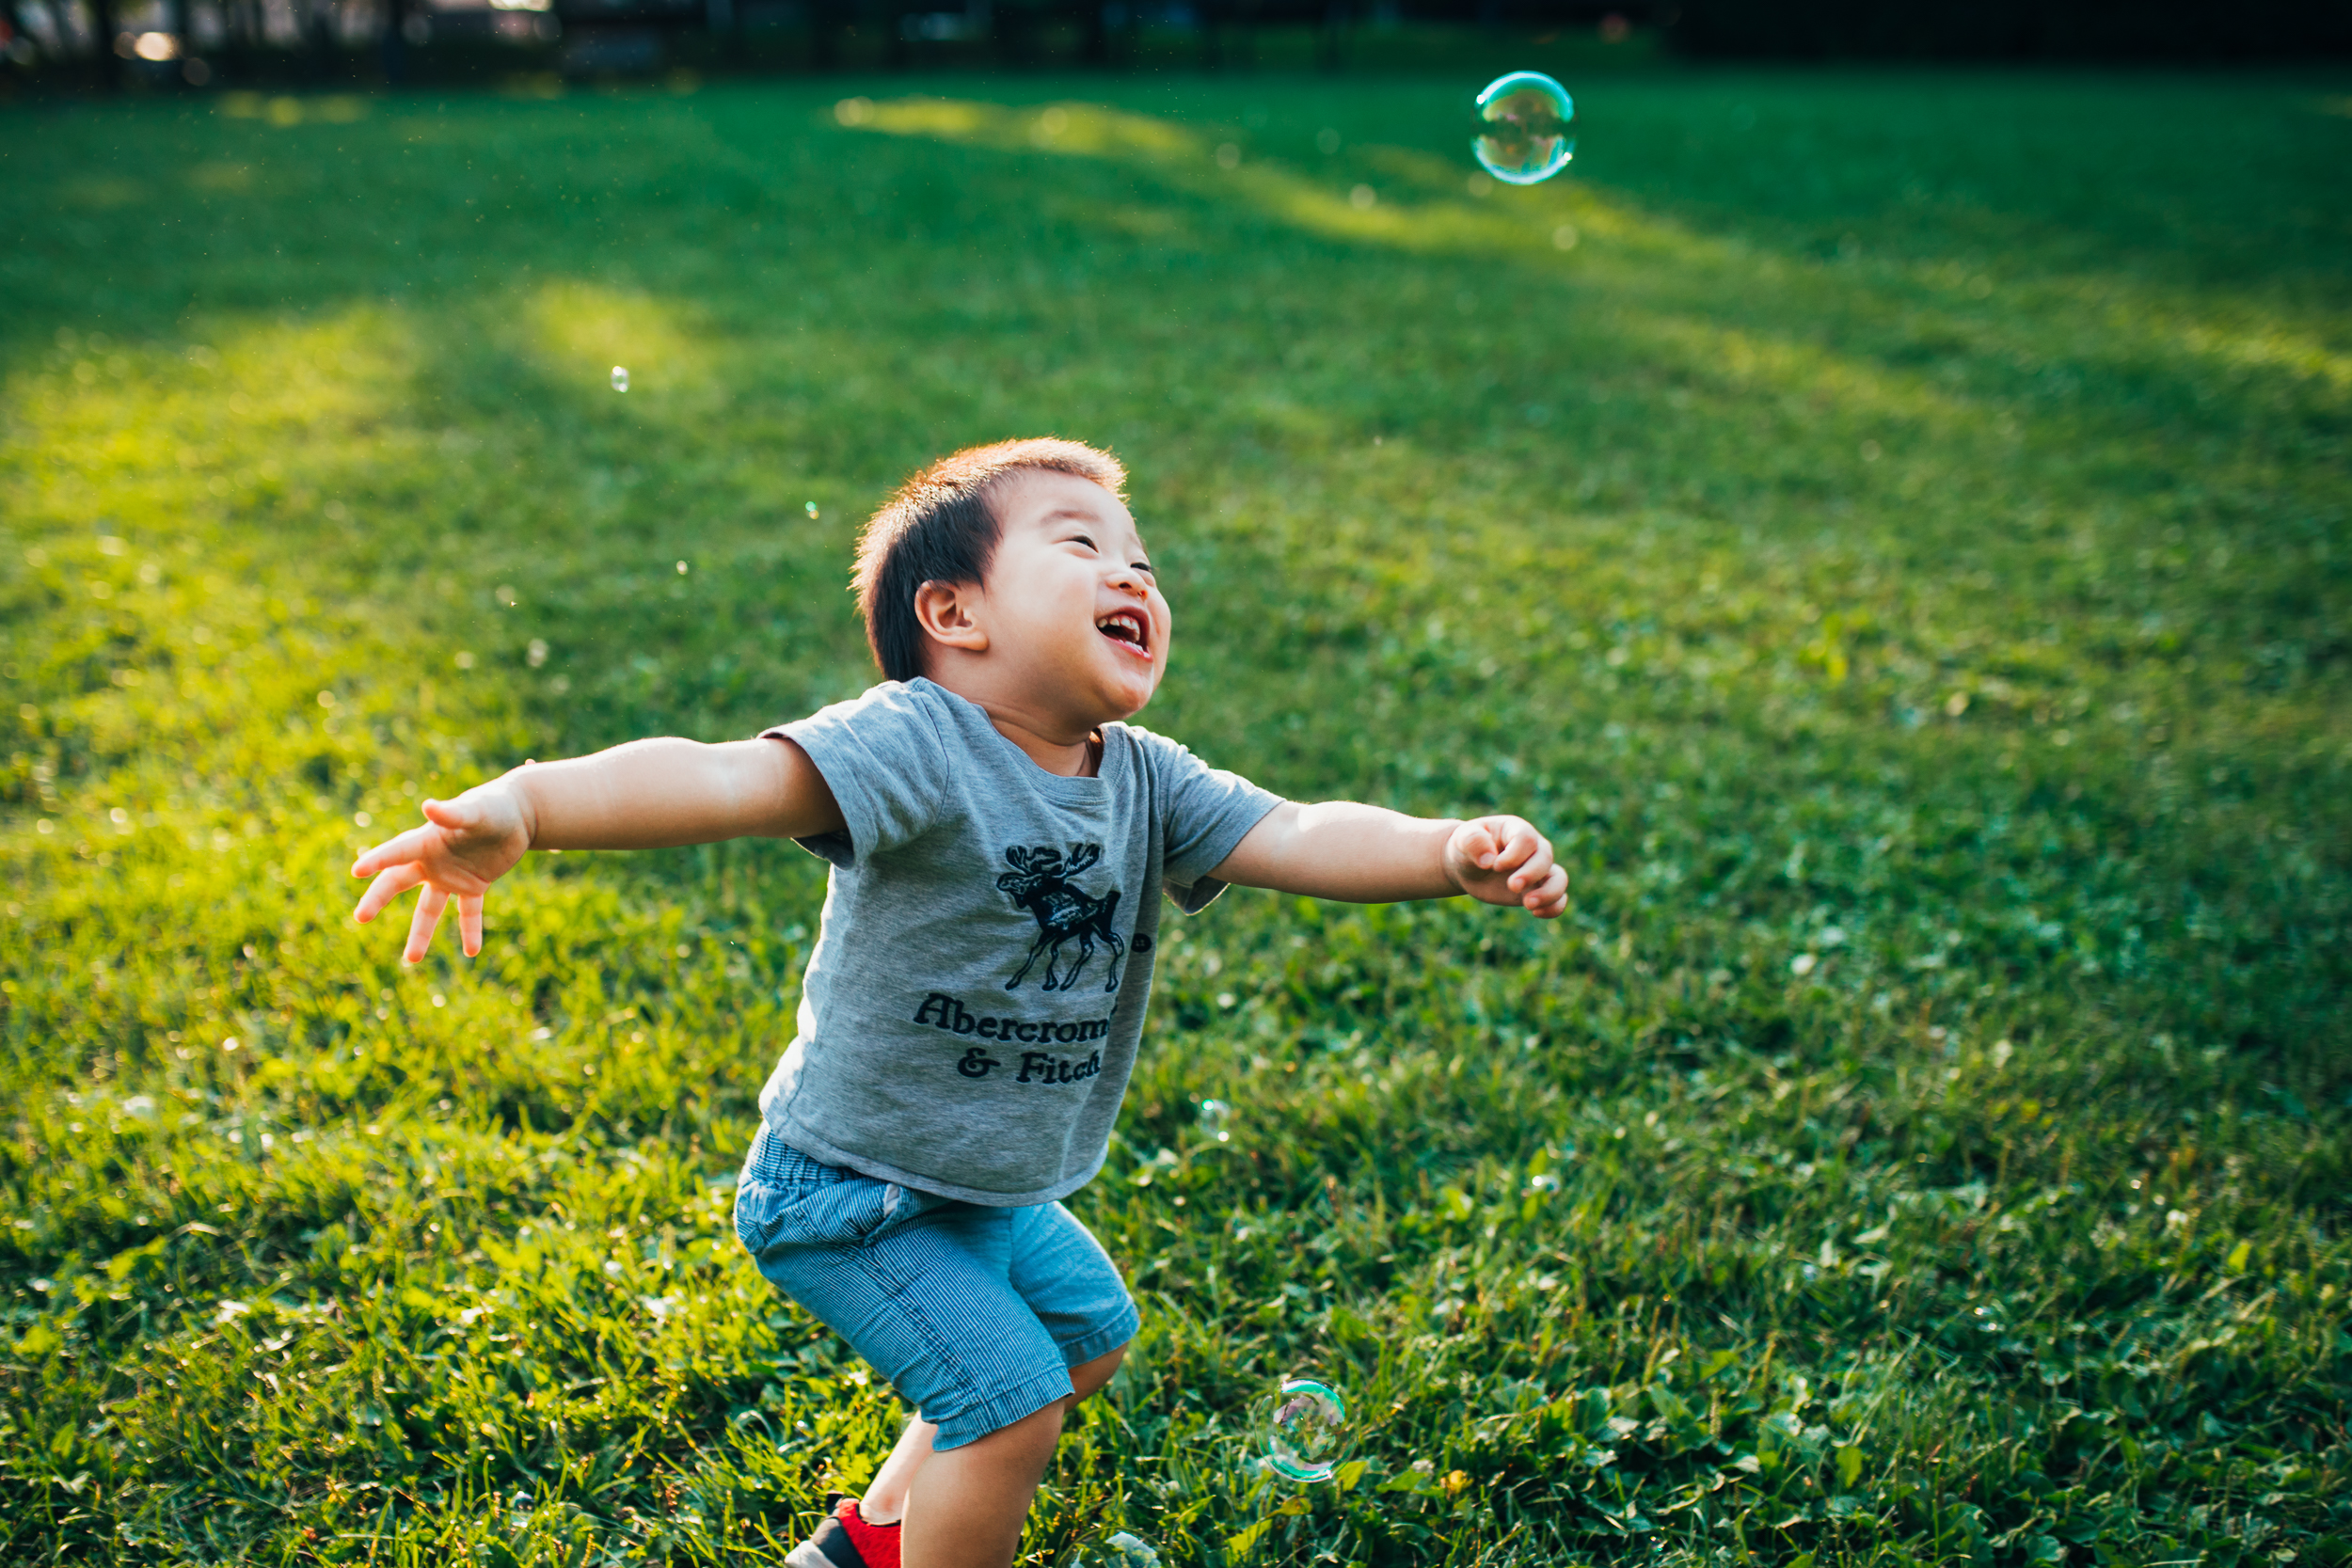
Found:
[733,1124,1139,1451]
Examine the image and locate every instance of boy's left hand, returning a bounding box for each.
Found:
[1444,816,1568,918]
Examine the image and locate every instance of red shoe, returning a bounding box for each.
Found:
[786,1494,901,1568]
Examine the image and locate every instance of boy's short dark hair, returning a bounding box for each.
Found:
[853,437,1128,685]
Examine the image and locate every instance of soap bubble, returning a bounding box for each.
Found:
[1198,1099,1232,1143]
[805,501,820,519]
[611,366,629,392]
[1059,1528,1162,1568]
[1263,1376,1348,1482]
[1473,71,1575,185]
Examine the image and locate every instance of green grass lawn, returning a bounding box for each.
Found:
[4,65,2350,1567]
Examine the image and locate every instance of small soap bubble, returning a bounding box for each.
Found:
[611,366,629,392]
[1263,1376,1348,1482]
[805,501,820,519]
[1059,1528,1162,1568]
[1198,1098,1232,1143]
[1473,71,1575,185]
[1527,1171,1561,1193]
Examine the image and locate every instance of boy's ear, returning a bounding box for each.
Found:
[913,578,990,659]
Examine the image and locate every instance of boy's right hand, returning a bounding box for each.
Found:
[350,781,533,963]
[346,734,842,962]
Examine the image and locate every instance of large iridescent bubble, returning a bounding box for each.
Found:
[1473,71,1576,185]
[1263,1376,1349,1482]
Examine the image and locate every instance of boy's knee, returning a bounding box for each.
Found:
[947,1398,1064,1475]
[993,1398,1067,1464]
[1068,1341,1128,1407]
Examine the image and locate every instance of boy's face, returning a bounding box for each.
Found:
[970,469,1168,724]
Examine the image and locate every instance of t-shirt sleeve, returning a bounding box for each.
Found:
[1132,727,1283,915]
[761,682,949,868]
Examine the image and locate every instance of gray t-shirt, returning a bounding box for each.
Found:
[755,678,1281,1207]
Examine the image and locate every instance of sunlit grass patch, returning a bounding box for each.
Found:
[523,280,716,404]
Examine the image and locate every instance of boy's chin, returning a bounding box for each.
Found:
[1088,672,1159,721]
[1079,653,1160,710]
[1100,686,1156,721]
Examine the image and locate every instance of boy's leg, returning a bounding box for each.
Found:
[860,1415,938,1525]
[900,1400,1064,1568]
[1067,1340,1128,1403]
[865,1342,1126,1526]
[898,1345,1126,1568]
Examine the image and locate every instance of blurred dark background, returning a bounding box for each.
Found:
[3,0,2346,99]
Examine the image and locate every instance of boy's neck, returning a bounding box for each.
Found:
[993,714,1103,778]
[930,678,1107,778]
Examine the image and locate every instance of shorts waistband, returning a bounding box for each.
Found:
[744,1123,840,1187]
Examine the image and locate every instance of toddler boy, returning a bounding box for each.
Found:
[349,437,1566,1568]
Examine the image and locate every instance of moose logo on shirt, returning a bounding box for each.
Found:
[995,842,1127,992]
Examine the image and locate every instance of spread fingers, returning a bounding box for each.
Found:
[404,886,448,965]
[354,863,423,926]
[458,894,485,958]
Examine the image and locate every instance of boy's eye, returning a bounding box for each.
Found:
[1067,534,1098,552]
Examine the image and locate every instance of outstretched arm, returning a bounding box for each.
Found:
[350,736,842,962]
[1209,801,1567,918]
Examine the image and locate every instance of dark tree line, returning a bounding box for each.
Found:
[8,0,2342,93]
[1661,0,2352,60]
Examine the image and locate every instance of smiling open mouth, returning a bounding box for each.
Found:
[1096,609,1152,657]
